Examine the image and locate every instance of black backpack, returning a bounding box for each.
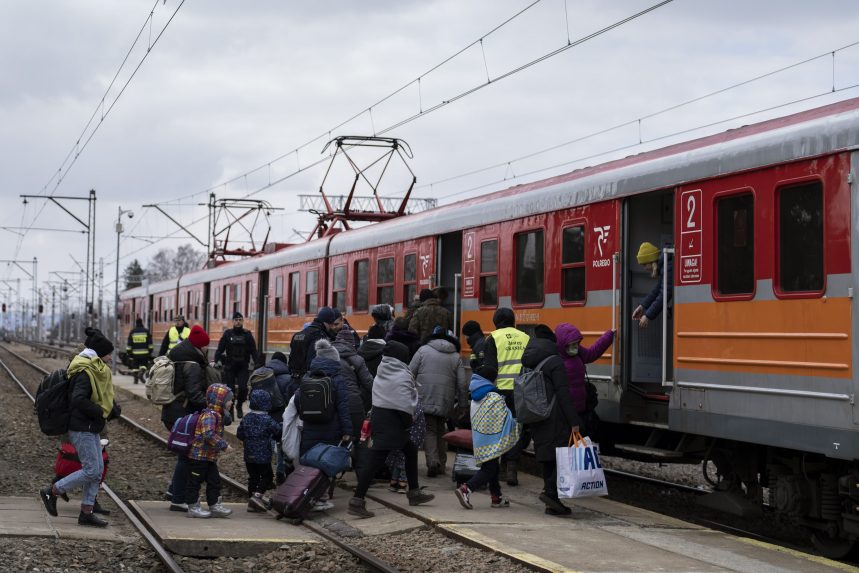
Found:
[298,371,335,423]
[35,369,71,436]
[288,330,308,379]
[227,331,248,364]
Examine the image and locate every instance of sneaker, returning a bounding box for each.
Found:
[397,481,408,494]
[209,502,233,518]
[454,485,473,510]
[78,511,108,528]
[388,481,400,493]
[311,500,334,512]
[539,493,570,515]
[347,497,374,519]
[39,486,58,517]
[406,489,435,506]
[248,496,268,513]
[187,503,211,518]
[491,495,510,508]
[169,503,189,512]
[92,500,111,515]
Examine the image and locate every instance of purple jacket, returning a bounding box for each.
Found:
[554,324,614,413]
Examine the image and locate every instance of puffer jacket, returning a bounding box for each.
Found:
[296,356,353,455]
[333,340,374,416]
[555,324,614,414]
[188,383,232,462]
[358,339,385,377]
[409,334,467,418]
[267,357,296,422]
[161,339,209,429]
[521,337,582,462]
[237,390,283,464]
[408,298,451,343]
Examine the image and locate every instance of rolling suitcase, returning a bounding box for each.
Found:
[270,463,331,524]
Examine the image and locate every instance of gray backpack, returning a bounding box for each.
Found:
[513,356,554,424]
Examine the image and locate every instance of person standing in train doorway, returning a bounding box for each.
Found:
[215,312,259,419]
[631,242,673,328]
[482,308,530,486]
[159,315,190,356]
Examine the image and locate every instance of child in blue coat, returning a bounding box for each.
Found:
[237,389,283,512]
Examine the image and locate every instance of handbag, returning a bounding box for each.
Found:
[300,441,352,477]
[556,431,608,499]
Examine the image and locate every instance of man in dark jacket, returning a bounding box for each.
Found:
[386,317,421,360]
[215,312,259,419]
[522,324,582,516]
[408,289,451,343]
[301,307,343,372]
[40,328,120,528]
[462,320,487,373]
[297,339,353,456]
[163,324,211,512]
[126,318,152,384]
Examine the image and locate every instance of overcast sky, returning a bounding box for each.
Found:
[2,0,858,312]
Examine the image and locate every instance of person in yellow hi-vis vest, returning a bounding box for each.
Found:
[126,318,153,384]
[159,315,190,357]
[481,308,530,486]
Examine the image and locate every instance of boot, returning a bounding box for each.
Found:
[236,403,244,419]
[78,511,108,527]
[539,492,570,515]
[407,488,435,506]
[506,461,519,486]
[92,500,111,515]
[347,497,374,518]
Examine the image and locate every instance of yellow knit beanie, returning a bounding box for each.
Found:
[636,242,660,265]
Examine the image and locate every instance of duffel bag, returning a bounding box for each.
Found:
[299,442,352,477]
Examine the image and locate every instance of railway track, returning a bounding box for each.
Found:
[0,343,403,573]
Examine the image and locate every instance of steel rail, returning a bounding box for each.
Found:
[0,346,185,573]
[2,343,403,573]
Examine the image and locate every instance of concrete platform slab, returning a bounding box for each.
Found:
[334,454,859,573]
[0,496,132,542]
[320,496,425,536]
[131,500,322,557]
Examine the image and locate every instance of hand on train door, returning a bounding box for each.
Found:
[638,315,650,329]
[631,305,644,321]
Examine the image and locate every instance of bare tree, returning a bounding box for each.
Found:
[145,245,206,282]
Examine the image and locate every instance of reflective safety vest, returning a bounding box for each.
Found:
[128,329,152,356]
[167,326,190,351]
[490,327,530,390]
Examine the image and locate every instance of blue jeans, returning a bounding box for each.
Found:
[55,431,103,506]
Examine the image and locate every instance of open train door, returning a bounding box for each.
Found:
[257,270,269,363]
[435,231,463,334]
[619,189,675,427]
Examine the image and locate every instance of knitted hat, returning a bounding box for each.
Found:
[270,351,287,363]
[419,288,436,302]
[84,327,114,357]
[636,242,660,265]
[249,388,271,412]
[383,340,410,365]
[462,320,482,337]
[314,338,340,362]
[188,324,210,349]
[315,306,336,324]
[493,307,515,328]
[335,327,357,349]
[232,311,244,320]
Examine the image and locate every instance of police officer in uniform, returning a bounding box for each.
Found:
[482,307,530,486]
[126,318,153,384]
[215,312,259,419]
[158,315,190,356]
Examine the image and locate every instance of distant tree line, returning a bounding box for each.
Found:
[123,244,207,289]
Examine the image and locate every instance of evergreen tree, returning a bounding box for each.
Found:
[124,259,145,289]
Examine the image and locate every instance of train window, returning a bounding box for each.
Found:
[778,182,824,293]
[403,253,416,306]
[515,230,544,305]
[716,193,754,296]
[479,240,498,306]
[561,225,586,302]
[275,275,283,316]
[377,258,395,306]
[306,269,319,314]
[289,272,299,315]
[355,259,370,312]
[333,266,347,312]
[244,281,251,317]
